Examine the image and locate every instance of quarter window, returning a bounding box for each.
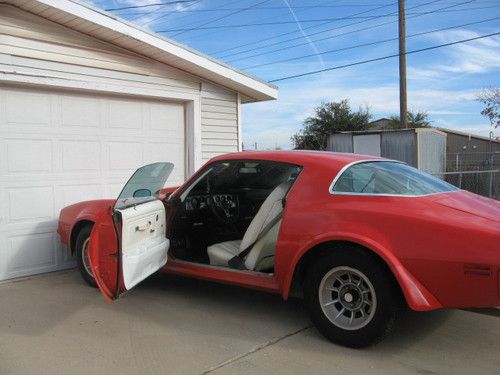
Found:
[331,161,458,196]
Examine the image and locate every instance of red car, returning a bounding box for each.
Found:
[57,151,500,347]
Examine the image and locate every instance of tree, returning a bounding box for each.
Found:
[387,111,431,129]
[477,88,500,128]
[291,100,371,150]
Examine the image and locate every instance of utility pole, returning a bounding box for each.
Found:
[398,0,408,129]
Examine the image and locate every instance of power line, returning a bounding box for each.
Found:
[268,31,500,83]
[242,16,500,70]
[140,0,204,26]
[410,4,500,13]
[211,1,401,56]
[172,0,388,44]
[224,0,474,63]
[156,13,408,33]
[109,0,497,14]
[170,0,274,37]
[114,3,398,15]
[156,4,499,33]
[214,0,443,59]
[105,0,195,12]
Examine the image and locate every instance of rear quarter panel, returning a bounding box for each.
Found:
[275,165,500,310]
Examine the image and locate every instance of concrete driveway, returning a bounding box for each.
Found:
[0,270,498,375]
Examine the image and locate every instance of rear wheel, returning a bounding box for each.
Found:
[75,225,97,288]
[304,248,399,347]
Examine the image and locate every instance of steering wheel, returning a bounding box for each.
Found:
[208,193,240,224]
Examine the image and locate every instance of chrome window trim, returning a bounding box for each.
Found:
[328,159,460,198]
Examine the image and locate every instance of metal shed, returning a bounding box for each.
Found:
[328,128,447,174]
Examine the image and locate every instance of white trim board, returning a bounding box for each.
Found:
[5,0,278,103]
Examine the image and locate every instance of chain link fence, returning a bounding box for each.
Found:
[432,152,500,200]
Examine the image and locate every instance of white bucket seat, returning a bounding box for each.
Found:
[207,181,291,270]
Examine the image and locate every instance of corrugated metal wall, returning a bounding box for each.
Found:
[329,133,353,153]
[446,133,500,154]
[329,129,447,173]
[417,130,446,174]
[380,130,417,167]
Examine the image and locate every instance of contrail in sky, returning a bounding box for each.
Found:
[282,0,325,69]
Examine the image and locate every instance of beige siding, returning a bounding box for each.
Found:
[201,83,239,163]
[0,5,200,91]
[0,4,241,169]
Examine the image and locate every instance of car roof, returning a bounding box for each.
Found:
[210,150,385,172]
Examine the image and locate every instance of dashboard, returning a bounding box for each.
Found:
[184,194,235,211]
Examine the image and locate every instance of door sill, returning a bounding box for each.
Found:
[162,258,280,294]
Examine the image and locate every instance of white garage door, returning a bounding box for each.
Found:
[0,86,186,281]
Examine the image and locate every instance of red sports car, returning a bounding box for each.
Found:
[57,151,500,347]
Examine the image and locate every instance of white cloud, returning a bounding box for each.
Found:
[409,29,500,79]
[243,28,500,149]
[242,78,485,149]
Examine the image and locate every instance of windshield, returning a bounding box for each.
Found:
[115,162,174,209]
[331,161,458,196]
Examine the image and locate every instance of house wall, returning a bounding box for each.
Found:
[200,83,239,164]
[0,4,240,170]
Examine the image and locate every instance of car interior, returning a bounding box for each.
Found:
[168,160,302,273]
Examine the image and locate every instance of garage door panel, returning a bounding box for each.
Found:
[57,184,104,210]
[150,102,184,136]
[109,99,143,130]
[108,141,144,171]
[105,182,129,198]
[5,232,57,278]
[0,86,186,281]
[8,186,54,223]
[61,95,100,128]
[62,140,101,171]
[5,90,51,125]
[148,142,184,185]
[7,139,52,173]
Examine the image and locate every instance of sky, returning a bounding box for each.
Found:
[84,0,500,149]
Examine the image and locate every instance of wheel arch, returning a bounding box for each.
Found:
[70,220,94,254]
[284,239,442,311]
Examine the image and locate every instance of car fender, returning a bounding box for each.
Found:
[282,231,443,311]
[57,200,114,252]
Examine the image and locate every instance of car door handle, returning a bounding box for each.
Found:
[135,222,151,232]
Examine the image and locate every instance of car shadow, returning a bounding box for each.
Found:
[124,272,456,350]
[0,268,454,351]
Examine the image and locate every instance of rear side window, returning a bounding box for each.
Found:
[331,161,458,196]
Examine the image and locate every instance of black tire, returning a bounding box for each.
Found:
[75,224,97,288]
[304,247,399,348]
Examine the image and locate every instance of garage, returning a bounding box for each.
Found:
[0,85,186,280]
[0,0,277,281]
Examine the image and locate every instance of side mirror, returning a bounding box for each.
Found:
[133,188,152,198]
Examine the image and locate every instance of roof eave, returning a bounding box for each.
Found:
[8,0,278,102]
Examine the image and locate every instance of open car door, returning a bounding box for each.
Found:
[88,162,174,302]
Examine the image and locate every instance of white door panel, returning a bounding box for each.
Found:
[117,200,168,290]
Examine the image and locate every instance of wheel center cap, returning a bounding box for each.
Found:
[339,285,362,309]
[344,293,353,303]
